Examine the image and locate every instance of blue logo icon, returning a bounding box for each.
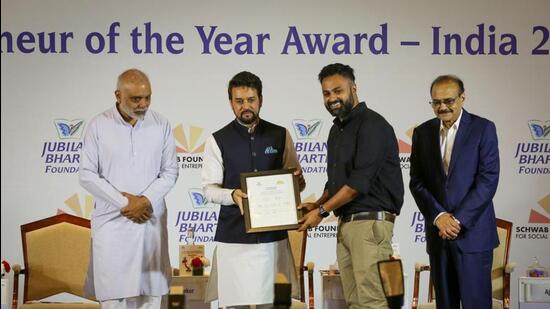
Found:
[292,119,322,139]
[528,120,550,140]
[188,189,208,209]
[54,119,85,139]
[264,146,279,154]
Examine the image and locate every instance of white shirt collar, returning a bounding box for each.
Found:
[113,105,146,127]
[440,108,463,132]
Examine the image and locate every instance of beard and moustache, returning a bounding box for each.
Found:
[119,103,148,121]
[238,109,259,125]
[325,95,354,120]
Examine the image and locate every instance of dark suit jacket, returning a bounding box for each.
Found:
[410,109,499,254]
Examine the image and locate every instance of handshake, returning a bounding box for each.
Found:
[120,192,153,224]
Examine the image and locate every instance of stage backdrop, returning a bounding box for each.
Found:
[1,1,549,308]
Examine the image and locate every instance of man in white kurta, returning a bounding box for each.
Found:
[79,69,178,308]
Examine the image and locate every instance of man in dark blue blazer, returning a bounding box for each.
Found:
[410,75,500,309]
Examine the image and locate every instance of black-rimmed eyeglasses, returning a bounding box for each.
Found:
[429,95,461,107]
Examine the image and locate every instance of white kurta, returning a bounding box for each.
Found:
[201,126,301,306]
[79,106,178,301]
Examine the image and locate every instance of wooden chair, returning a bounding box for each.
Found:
[12,213,99,309]
[288,230,315,309]
[411,218,515,309]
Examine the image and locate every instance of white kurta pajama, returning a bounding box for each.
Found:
[79,106,178,301]
[201,129,301,307]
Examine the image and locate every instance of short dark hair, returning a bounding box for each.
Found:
[318,63,355,83]
[430,75,465,95]
[228,71,263,100]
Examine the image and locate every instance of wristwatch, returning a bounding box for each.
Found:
[318,204,330,218]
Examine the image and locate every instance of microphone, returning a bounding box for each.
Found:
[273,273,291,309]
[275,273,289,284]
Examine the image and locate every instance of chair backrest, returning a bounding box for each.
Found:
[287,230,307,301]
[413,218,513,307]
[492,218,512,301]
[379,259,405,309]
[21,213,94,302]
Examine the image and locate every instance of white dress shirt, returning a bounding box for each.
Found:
[439,109,463,162]
[434,109,463,225]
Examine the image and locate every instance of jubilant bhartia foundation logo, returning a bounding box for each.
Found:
[173,185,219,243]
[188,188,212,209]
[54,119,85,139]
[528,120,550,140]
[173,124,205,170]
[292,119,327,174]
[410,211,426,243]
[514,120,550,175]
[174,208,218,243]
[292,119,323,140]
[42,119,85,174]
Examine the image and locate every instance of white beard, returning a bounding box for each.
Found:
[120,103,146,121]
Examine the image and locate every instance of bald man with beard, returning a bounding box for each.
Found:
[79,69,178,309]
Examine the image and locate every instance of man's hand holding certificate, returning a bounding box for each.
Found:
[240,169,303,233]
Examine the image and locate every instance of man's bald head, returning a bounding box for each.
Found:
[117,69,150,90]
[115,69,152,124]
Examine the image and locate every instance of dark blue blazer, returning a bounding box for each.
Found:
[409,109,500,254]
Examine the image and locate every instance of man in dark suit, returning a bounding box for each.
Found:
[410,75,500,309]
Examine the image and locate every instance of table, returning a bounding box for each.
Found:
[321,272,347,309]
[171,274,210,309]
[518,276,550,309]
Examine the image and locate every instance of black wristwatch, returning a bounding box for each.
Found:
[318,204,330,218]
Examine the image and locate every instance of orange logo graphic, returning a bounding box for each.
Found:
[173,124,205,154]
[60,193,94,219]
[529,194,550,223]
[398,126,415,154]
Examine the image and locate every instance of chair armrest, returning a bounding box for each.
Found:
[505,262,516,274]
[306,262,315,309]
[306,262,314,273]
[412,262,430,309]
[12,264,24,309]
[501,262,516,309]
[415,262,430,272]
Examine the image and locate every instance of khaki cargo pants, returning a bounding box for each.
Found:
[337,219,394,309]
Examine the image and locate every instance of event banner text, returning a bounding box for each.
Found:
[1,22,549,56]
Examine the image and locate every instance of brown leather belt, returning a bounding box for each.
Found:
[340,211,396,223]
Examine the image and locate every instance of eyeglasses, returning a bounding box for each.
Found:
[429,95,461,107]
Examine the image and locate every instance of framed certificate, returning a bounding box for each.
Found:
[240,168,302,233]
